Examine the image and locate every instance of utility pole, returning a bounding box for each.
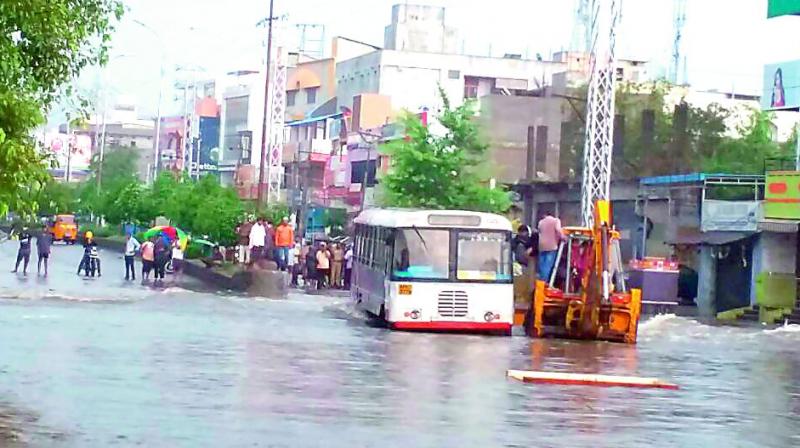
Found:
[257,0,276,206]
[64,120,72,183]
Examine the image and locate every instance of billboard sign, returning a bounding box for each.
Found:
[762,60,800,111]
[44,133,92,171]
[198,116,220,172]
[159,116,186,170]
[768,0,800,18]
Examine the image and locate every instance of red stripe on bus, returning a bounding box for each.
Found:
[390,321,512,331]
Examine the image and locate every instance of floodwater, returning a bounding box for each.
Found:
[1,243,799,447]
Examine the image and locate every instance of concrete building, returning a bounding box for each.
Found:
[64,100,155,181]
[218,70,267,191]
[550,51,650,94]
[285,53,337,121]
[383,4,458,54]
[336,49,566,116]
[479,95,564,183]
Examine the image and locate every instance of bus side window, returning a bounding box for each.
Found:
[357,224,365,265]
[384,229,395,275]
[354,224,360,264]
[375,227,386,271]
[367,226,376,269]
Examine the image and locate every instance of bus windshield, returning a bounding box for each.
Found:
[456,231,512,282]
[393,229,449,280]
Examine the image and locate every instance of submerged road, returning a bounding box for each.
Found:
[0,241,799,447]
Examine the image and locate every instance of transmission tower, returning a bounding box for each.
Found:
[571,0,593,52]
[670,0,687,84]
[256,4,288,204]
[580,0,622,227]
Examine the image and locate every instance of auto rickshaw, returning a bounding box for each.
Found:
[49,214,78,244]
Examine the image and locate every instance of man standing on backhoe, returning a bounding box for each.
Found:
[537,211,565,281]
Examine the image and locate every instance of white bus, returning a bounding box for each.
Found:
[352,209,514,335]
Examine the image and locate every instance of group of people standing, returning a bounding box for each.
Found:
[8,224,184,285]
[126,233,183,284]
[300,241,352,290]
[10,226,51,276]
[233,216,354,291]
[236,216,295,271]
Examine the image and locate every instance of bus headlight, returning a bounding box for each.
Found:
[484,312,499,322]
[410,309,420,320]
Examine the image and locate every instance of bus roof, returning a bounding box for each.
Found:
[354,208,512,231]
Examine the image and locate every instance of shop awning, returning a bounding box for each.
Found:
[665,230,754,246]
[759,218,800,233]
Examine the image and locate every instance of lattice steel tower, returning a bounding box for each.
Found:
[580,0,622,227]
[670,0,687,84]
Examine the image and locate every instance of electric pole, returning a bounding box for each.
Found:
[257,0,276,206]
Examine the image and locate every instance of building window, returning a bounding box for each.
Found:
[287,90,297,107]
[464,76,479,99]
[615,67,624,81]
[448,70,460,79]
[351,159,377,187]
[305,87,318,104]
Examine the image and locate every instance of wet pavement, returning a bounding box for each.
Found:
[1,241,799,447]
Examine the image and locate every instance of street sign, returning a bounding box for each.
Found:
[768,0,800,18]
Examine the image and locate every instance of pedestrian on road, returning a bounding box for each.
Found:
[274,217,294,271]
[248,217,267,265]
[316,242,331,289]
[305,242,318,289]
[141,237,155,282]
[153,235,168,284]
[290,238,301,286]
[344,245,353,290]
[171,239,184,282]
[266,220,276,262]
[11,226,32,275]
[36,225,52,277]
[537,211,565,281]
[77,231,93,275]
[124,233,141,281]
[330,243,344,289]
[236,219,253,264]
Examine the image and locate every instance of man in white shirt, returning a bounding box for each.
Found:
[344,245,354,289]
[124,233,141,281]
[248,217,267,264]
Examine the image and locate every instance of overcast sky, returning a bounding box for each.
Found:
[62,0,799,122]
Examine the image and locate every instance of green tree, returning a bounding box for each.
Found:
[35,180,78,216]
[561,81,785,179]
[702,109,788,174]
[0,0,123,216]
[380,90,511,213]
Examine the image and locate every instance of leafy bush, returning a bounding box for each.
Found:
[380,88,511,214]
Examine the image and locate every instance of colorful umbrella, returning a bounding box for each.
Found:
[192,238,216,247]
[143,226,189,250]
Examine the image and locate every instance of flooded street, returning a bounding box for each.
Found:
[1,243,799,447]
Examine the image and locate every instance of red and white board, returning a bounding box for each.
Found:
[507,370,679,390]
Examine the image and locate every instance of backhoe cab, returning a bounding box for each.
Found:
[526,200,641,344]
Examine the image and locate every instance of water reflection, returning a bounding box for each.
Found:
[0,271,798,446]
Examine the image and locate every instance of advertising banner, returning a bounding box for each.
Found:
[198,116,220,172]
[768,0,800,18]
[44,133,92,171]
[159,116,186,170]
[762,60,800,111]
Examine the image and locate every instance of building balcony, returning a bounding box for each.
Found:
[283,138,334,163]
